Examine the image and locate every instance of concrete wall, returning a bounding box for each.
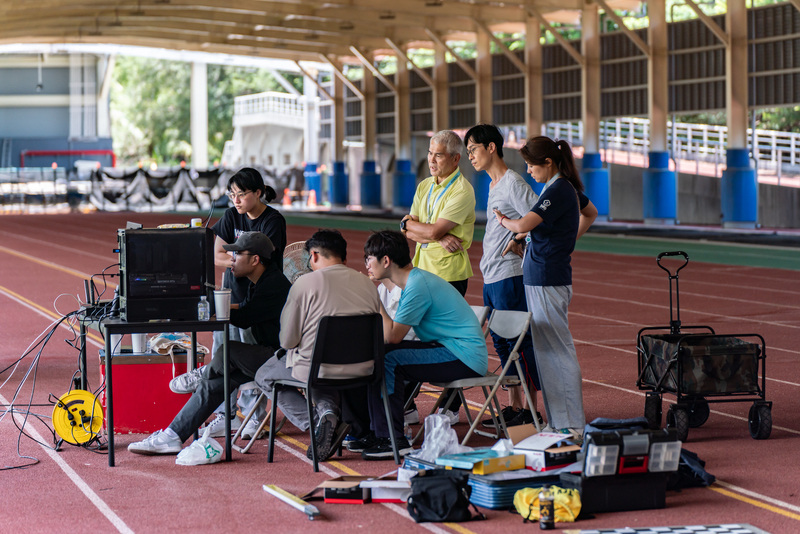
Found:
[0,107,70,138]
[759,183,800,228]
[0,67,70,95]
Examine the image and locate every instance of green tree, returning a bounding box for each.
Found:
[111,57,300,166]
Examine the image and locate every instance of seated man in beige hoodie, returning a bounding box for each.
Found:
[255,229,380,461]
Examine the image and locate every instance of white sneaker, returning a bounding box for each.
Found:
[128,429,182,455]
[202,413,242,438]
[169,366,206,394]
[241,417,266,440]
[404,408,420,425]
[437,408,459,425]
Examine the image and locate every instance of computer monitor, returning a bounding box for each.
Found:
[118,227,215,322]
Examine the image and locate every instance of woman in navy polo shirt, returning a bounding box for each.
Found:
[492,136,594,442]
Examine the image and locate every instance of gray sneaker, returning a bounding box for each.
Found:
[128,430,182,455]
[241,417,266,440]
[202,413,242,438]
[169,366,206,394]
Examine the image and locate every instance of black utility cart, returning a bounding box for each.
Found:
[635,251,772,442]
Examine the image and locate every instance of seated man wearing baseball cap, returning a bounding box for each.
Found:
[128,232,291,458]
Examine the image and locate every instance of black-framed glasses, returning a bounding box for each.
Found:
[232,251,254,260]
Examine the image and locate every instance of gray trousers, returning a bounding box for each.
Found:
[211,326,266,420]
[525,285,585,430]
[254,355,339,433]
[168,341,273,442]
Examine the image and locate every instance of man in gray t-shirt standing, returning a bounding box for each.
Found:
[465,124,541,428]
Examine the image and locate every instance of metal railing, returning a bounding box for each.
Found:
[233,91,305,117]
[543,117,800,183]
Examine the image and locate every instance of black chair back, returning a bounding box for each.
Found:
[307,314,384,390]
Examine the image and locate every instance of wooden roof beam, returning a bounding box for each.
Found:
[594,0,650,58]
[384,38,434,89]
[424,29,478,81]
[470,17,526,73]
[318,54,364,101]
[526,6,584,67]
[351,46,397,96]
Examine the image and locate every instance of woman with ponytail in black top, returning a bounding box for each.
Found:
[492,136,596,443]
[203,168,287,437]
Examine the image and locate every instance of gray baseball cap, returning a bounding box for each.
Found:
[222,232,274,262]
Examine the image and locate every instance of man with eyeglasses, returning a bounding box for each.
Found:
[128,232,290,461]
[254,229,380,462]
[400,130,476,425]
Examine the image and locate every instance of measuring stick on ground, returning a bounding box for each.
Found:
[263,485,320,520]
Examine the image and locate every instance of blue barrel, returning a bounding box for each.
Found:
[721,148,757,226]
[473,170,491,212]
[330,161,349,206]
[643,151,676,221]
[581,153,609,216]
[304,163,321,205]
[393,159,416,209]
[360,160,381,208]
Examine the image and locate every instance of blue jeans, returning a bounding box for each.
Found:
[368,345,481,439]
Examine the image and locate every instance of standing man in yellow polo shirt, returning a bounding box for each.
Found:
[401,130,475,297]
[400,130,476,425]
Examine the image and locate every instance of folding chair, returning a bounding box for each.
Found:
[411,310,540,447]
[253,314,399,472]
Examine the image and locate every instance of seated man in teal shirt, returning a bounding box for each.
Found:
[359,230,488,460]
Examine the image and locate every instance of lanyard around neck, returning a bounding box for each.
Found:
[425,170,460,223]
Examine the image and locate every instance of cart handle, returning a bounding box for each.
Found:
[656,251,689,276]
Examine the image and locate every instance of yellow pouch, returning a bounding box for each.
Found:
[513,486,582,523]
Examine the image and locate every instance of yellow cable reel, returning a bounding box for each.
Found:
[52,390,104,444]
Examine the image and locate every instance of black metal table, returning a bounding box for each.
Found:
[98,318,229,467]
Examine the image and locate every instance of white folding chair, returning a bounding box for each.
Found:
[412,309,539,446]
[458,310,540,445]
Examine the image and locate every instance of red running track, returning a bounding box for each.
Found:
[0,212,798,534]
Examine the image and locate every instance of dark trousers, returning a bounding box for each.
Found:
[341,386,371,439]
[368,352,480,439]
[168,341,274,442]
[484,275,540,392]
[440,279,469,413]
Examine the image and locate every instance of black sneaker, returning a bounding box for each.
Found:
[481,406,520,428]
[308,411,340,461]
[361,437,414,461]
[345,433,379,453]
[506,409,534,427]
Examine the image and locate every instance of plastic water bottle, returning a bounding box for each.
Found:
[404,423,413,441]
[539,484,554,530]
[197,296,210,321]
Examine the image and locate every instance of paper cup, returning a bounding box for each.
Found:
[214,289,232,320]
[110,334,123,355]
[191,218,202,227]
[131,333,147,353]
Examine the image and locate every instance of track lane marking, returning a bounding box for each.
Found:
[272,435,454,534]
[709,484,800,522]
[714,480,800,514]
[574,276,800,312]
[0,285,105,347]
[578,292,800,330]
[0,392,135,534]
[0,243,114,286]
[0,229,117,263]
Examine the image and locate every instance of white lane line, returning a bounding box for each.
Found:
[0,229,116,263]
[715,479,800,514]
[273,441,448,533]
[0,288,104,349]
[578,292,800,330]
[0,392,134,534]
[574,276,800,311]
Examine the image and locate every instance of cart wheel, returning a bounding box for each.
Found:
[748,404,772,440]
[666,405,689,442]
[687,397,710,428]
[644,393,662,430]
